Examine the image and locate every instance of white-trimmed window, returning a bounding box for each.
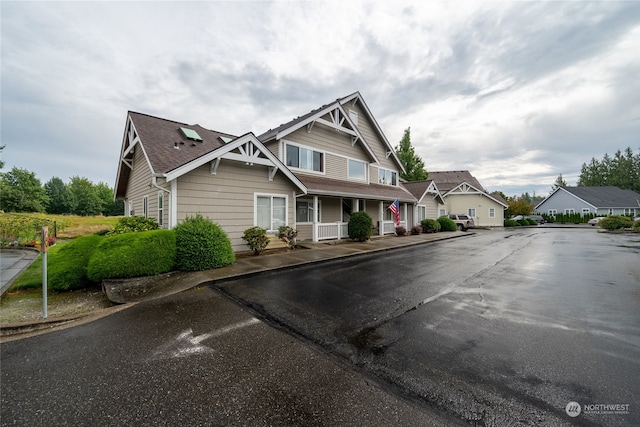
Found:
[468,208,476,217]
[548,209,557,216]
[378,168,397,186]
[157,192,164,226]
[608,208,614,215]
[348,159,366,181]
[564,209,575,215]
[582,208,590,215]
[256,194,287,231]
[417,206,426,222]
[349,110,358,126]
[624,208,633,215]
[296,200,321,223]
[439,208,446,217]
[285,142,324,173]
[143,196,148,218]
[489,208,496,218]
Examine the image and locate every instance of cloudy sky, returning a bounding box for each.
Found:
[2,1,639,198]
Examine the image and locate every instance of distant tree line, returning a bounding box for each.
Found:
[0,166,123,216]
[578,147,640,192]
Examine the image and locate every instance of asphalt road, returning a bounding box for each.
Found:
[2,228,638,426]
[217,228,640,426]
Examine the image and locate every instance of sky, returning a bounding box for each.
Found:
[2,1,640,198]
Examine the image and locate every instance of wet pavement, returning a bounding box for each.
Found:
[0,249,39,295]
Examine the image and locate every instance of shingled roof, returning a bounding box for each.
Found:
[295,174,416,203]
[554,186,640,208]
[128,111,237,174]
[428,171,485,193]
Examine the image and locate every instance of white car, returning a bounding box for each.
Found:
[588,217,606,226]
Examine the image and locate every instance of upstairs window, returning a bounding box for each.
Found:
[286,143,323,173]
[378,168,397,186]
[348,159,366,181]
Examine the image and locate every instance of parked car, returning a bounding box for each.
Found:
[448,214,475,231]
[527,215,545,224]
[588,217,606,226]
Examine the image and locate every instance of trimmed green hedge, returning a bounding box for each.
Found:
[348,211,373,241]
[175,214,235,271]
[87,230,176,281]
[49,234,104,291]
[598,215,633,231]
[437,216,457,231]
[420,219,441,233]
[504,219,519,227]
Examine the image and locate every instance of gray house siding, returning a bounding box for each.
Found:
[175,160,299,252]
[125,147,154,219]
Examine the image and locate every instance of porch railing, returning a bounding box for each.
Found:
[315,222,349,240]
[380,220,406,235]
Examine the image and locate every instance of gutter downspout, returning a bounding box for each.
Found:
[152,174,172,228]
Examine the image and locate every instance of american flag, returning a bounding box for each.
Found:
[389,199,400,226]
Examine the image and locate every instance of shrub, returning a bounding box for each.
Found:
[437,216,457,232]
[395,226,407,236]
[175,214,235,271]
[108,216,159,235]
[242,226,270,255]
[420,219,441,233]
[517,219,529,226]
[87,230,176,281]
[598,215,634,231]
[410,225,422,235]
[634,219,640,232]
[504,219,519,227]
[277,225,298,250]
[49,234,104,291]
[348,211,373,241]
[526,218,538,225]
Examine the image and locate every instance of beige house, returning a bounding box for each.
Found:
[114,92,416,251]
[428,171,508,227]
[402,180,445,224]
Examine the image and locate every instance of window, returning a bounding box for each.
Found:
[143,196,148,218]
[564,209,575,215]
[157,193,164,226]
[582,208,590,215]
[348,159,366,180]
[378,168,397,186]
[417,206,426,222]
[468,208,476,217]
[548,209,557,216]
[624,208,633,215]
[285,143,323,173]
[439,208,446,217]
[489,208,495,218]
[349,110,358,126]
[608,208,614,215]
[256,195,286,231]
[296,200,321,223]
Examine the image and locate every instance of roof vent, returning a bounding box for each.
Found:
[174,142,180,150]
[180,127,202,141]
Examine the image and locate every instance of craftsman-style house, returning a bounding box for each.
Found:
[114,92,416,251]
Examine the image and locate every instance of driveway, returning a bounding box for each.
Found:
[216,228,640,426]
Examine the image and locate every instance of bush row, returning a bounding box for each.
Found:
[505,218,538,227]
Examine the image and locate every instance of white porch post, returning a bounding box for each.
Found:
[352,198,359,212]
[312,195,319,242]
[403,203,408,227]
[379,201,384,236]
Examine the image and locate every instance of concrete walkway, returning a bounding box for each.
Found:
[0,249,40,295]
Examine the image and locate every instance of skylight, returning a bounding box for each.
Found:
[219,136,233,144]
[180,127,202,141]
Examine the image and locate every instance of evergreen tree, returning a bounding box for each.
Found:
[44,177,72,214]
[551,174,567,193]
[577,147,640,192]
[68,176,102,216]
[395,127,428,181]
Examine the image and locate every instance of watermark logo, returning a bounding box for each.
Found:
[566,401,630,417]
[566,402,581,417]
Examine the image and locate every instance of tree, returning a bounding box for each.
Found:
[395,127,428,181]
[0,167,48,212]
[578,147,640,192]
[551,174,567,193]
[44,177,72,214]
[68,176,102,216]
[0,145,5,170]
[505,197,534,217]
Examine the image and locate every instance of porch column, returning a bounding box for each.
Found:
[352,198,359,212]
[379,201,384,236]
[403,203,408,227]
[312,195,319,242]
[170,179,178,228]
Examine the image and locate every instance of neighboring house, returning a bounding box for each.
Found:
[402,180,445,223]
[115,92,415,251]
[535,186,640,217]
[428,171,508,227]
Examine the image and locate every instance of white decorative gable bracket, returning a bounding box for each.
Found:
[314,107,357,137]
[221,141,272,166]
[268,166,278,181]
